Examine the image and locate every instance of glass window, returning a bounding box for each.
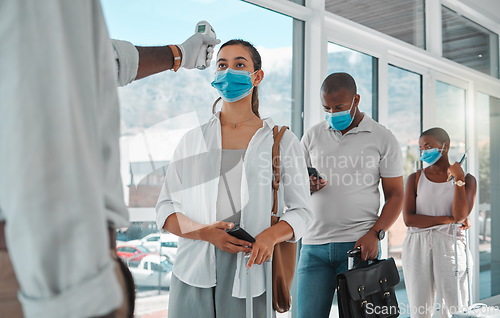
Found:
[102,0,295,210]
[101,0,296,314]
[386,64,422,311]
[150,263,161,272]
[136,246,150,253]
[117,247,132,253]
[477,93,500,299]
[435,81,466,160]
[163,260,174,272]
[442,6,500,78]
[161,242,178,248]
[327,43,377,119]
[325,0,426,49]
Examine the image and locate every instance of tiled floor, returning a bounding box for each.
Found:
[134,269,496,318]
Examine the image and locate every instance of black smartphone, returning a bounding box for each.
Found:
[226,224,256,243]
[307,167,322,179]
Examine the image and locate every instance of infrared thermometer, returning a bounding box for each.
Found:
[195,20,216,70]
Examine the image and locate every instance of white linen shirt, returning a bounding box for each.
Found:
[156,113,312,298]
[0,2,138,317]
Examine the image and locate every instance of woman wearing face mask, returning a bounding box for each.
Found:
[155,39,312,317]
[402,127,476,318]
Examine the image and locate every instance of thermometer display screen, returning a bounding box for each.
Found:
[197,25,206,33]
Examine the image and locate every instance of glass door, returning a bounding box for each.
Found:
[435,80,467,160]
[386,64,423,314]
[477,93,500,300]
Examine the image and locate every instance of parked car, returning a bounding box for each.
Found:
[129,254,173,289]
[126,233,178,260]
[159,234,178,262]
[116,245,152,265]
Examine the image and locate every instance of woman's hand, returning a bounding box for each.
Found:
[200,221,252,254]
[448,162,466,181]
[246,229,277,269]
[461,217,471,230]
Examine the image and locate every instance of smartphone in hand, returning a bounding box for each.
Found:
[226,224,256,243]
[307,167,322,179]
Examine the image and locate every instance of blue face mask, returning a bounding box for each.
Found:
[211,68,256,103]
[325,95,357,131]
[420,144,445,165]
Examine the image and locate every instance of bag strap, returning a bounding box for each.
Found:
[272,125,289,216]
[358,286,368,318]
[380,277,393,305]
[415,169,422,190]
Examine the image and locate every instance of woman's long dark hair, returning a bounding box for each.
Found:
[212,39,262,118]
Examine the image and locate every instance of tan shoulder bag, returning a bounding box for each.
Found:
[271,125,297,313]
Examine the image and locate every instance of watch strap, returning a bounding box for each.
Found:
[168,45,181,72]
[370,228,384,240]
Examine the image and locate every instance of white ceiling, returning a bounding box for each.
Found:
[459,0,500,24]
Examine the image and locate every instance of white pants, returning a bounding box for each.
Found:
[402,230,472,318]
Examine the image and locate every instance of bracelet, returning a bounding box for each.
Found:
[168,45,181,72]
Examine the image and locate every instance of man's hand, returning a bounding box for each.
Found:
[354,230,379,261]
[178,33,221,69]
[310,176,328,193]
[200,221,252,254]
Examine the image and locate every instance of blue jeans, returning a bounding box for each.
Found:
[297,242,356,318]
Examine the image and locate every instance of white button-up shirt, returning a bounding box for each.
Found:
[0,2,138,316]
[156,113,312,298]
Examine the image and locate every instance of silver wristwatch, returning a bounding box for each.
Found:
[455,180,466,187]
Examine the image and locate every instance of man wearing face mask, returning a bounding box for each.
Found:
[297,72,404,318]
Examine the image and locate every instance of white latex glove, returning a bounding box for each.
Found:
[178,33,221,69]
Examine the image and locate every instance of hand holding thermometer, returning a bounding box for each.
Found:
[195,21,216,70]
[447,147,470,182]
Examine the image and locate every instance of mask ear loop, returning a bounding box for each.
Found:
[439,143,447,154]
[349,94,357,118]
[250,70,261,89]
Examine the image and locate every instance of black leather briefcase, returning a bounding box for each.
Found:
[337,257,400,318]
